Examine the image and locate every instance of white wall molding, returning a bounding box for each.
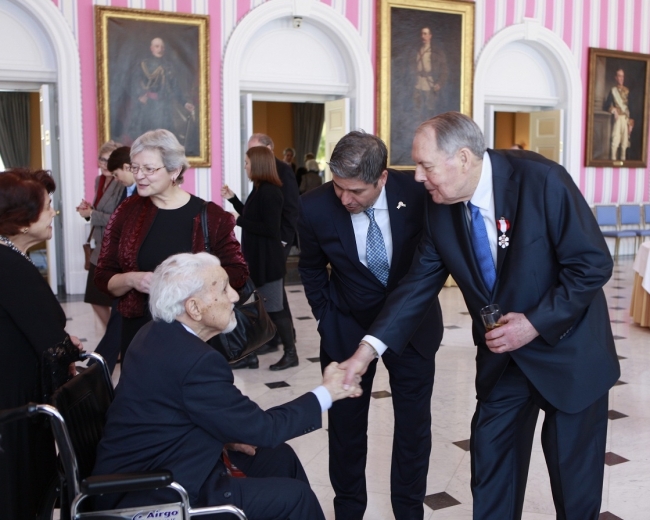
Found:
[222,0,373,202]
[7,0,86,293]
[474,18,582,184]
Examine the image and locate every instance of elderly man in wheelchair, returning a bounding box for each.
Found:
[85,252,361,519]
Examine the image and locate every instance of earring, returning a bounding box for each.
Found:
[22,228,28,234]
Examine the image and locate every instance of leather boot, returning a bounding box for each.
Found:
[269,347,298,371]
[255,342,279,355]
[268,311,298,371]
[230,353,259,369]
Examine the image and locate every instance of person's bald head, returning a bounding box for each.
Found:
[150,38,165,58]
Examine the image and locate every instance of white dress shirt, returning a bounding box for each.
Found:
[363,151,495,357]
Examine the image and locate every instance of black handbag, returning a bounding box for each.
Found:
[200,202,276,362]
[41,335,84,403]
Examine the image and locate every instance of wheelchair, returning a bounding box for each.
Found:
[0,351,246,520]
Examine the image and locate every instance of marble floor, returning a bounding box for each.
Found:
[60,255,650,520]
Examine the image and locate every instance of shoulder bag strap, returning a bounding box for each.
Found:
[201,201,210,253]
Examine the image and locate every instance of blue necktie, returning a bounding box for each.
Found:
[365,208,389,286]
[467,201,496,292]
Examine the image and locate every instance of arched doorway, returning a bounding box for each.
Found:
[0,0,85,293]
[473,18,582,184]
[222,0,374,201]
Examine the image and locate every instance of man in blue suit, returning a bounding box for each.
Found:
[93,252,361,519]
[299,131,443,519]
[342,113,620,519]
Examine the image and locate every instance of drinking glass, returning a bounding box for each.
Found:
[480,304,503,331]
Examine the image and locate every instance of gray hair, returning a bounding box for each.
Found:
[249,133,274,150]
[99,140,122,158]
[417,112,486,159]
[328,130,387,185]
[131,129,190,183]
[149,252,221,323]
[305,159,320,172]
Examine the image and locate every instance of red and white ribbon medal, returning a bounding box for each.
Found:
[497,217,510,249]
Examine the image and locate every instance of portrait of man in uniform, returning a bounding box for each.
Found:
[96,7,210,166]
[379,0,473,168]
[586,48,650,167]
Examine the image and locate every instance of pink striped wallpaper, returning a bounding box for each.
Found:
[53,0,649,205]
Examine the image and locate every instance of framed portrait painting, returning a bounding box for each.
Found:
[378,0,474,168]
[95,6,210,167]
[586,47,650,168]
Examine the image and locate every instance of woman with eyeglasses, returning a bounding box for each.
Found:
[95,129,248,360]
[76,140,122,327]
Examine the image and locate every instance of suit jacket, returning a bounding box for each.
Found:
[275,158,300,247]
[299,169,443,362]
[368,150,620,413]
[93,320,322,505]
[88,176,124,265]
[229,181,285,286]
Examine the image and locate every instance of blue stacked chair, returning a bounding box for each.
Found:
[594,204,639,259]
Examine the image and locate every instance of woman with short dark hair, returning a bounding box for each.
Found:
[0,169,74,519]
[221,146,298,371]
[95,129,248,359]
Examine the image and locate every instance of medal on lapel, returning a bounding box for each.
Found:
[497,217,510,249]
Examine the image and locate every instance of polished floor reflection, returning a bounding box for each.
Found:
[61,256,649,520]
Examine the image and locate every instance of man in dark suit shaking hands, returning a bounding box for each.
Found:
[342,113,620,519]
[299,131,443,520]
[92,252,361,519]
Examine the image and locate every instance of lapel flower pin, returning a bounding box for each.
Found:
[497,217,510,249]
[397,201,406,209]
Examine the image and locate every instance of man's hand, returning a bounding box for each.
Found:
[224,443,256,456]
[322,362,362,400]
[339,343,376,390]
[485,312,539,354]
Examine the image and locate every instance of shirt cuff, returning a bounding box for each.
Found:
[311,385,333,412]
[361,335,388,356]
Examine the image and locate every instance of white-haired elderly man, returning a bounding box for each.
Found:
[93,252,361,519]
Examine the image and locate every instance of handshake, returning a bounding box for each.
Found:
[322,362,363,401]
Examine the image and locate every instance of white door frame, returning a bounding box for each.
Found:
[473,18,582,184]
[222,0,373,203]
[3,0,85,294]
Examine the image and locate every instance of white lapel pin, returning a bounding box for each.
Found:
[397,201,406,209]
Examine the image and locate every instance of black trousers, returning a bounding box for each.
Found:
[470,361,609,520]
[199,443,324,520]
[321,344,435,520]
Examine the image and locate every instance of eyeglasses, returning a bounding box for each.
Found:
[129,164,166,176]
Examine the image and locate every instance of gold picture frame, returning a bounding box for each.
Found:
[378,0,474,168]
[95,6,210,167]
[585,47,649,168]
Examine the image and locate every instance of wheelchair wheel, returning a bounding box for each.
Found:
[37,476,64,520]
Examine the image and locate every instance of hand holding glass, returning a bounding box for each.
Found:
[481,304,503,331]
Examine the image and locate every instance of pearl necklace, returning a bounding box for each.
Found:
[0,235,34,265]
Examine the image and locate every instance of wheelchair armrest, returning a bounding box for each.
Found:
[81,471,173,495]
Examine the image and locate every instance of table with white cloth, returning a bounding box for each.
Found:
[630,242,650,328]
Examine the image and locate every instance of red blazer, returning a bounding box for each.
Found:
[95,194,248,318]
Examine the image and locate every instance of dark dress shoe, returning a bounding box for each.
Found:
[269,349,298,371]
[256,343,279,355]
[230,353,259,369]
